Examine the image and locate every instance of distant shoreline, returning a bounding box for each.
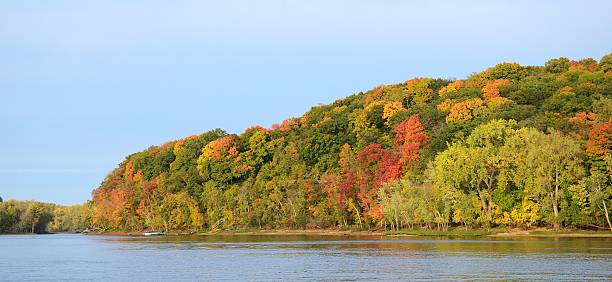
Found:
[81,228,612,238]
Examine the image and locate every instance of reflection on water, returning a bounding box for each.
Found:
[1,234,611,281]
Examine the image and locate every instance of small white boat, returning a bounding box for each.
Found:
[143,232,162,236]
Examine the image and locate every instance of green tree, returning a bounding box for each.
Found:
[22,202,54,233]
[570,172,611,231]
[378,184,404,230]
[201,181,226,229]
[598,53,612,73]
[506,129,584,228]
[50,204,92,232]
[545,57,571,73]
[487,62,528,81]
[433,120,517,225]
[0,201,18,233]
[253,143,310,227]
[166,129,226,195]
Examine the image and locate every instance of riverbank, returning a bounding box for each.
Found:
[199,229,384,236]
[82,228,612,238]
[84,229,382,236]
[489,229,612,237]
[383,228,612,237]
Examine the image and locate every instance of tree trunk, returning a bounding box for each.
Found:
[486,173,495,222]
[394,211,399,231]
[603,200,612,232]
[477,190,487,212]
[477,188,489,224]
[350,202,362,229]
[552,169,560,229]
[550,190,560,229]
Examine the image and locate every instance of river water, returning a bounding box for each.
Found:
[0,234,611,281]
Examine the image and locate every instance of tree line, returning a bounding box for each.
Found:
[0,198,91,233]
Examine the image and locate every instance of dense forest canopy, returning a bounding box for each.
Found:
[2,54,611,233]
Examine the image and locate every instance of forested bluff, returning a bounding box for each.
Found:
[1,54,611,234]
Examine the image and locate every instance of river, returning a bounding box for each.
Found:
[0,234,610,280]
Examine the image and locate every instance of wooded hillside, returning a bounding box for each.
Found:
[89,54,612,232]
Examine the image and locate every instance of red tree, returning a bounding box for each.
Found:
[354,144,402,220]
[393,114,428,166]
[587,120,612,156]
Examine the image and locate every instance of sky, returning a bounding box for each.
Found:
[1,1,611,205]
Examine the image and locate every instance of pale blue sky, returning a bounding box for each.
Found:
[1,1,611,205]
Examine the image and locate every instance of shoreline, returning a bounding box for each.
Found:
[487,230,612,238]
[81,228,612,238]
[84,229,384,237]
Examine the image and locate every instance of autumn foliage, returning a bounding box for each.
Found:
[85,54,612,232]
[393,114,428,165]
[482,79,509,100]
